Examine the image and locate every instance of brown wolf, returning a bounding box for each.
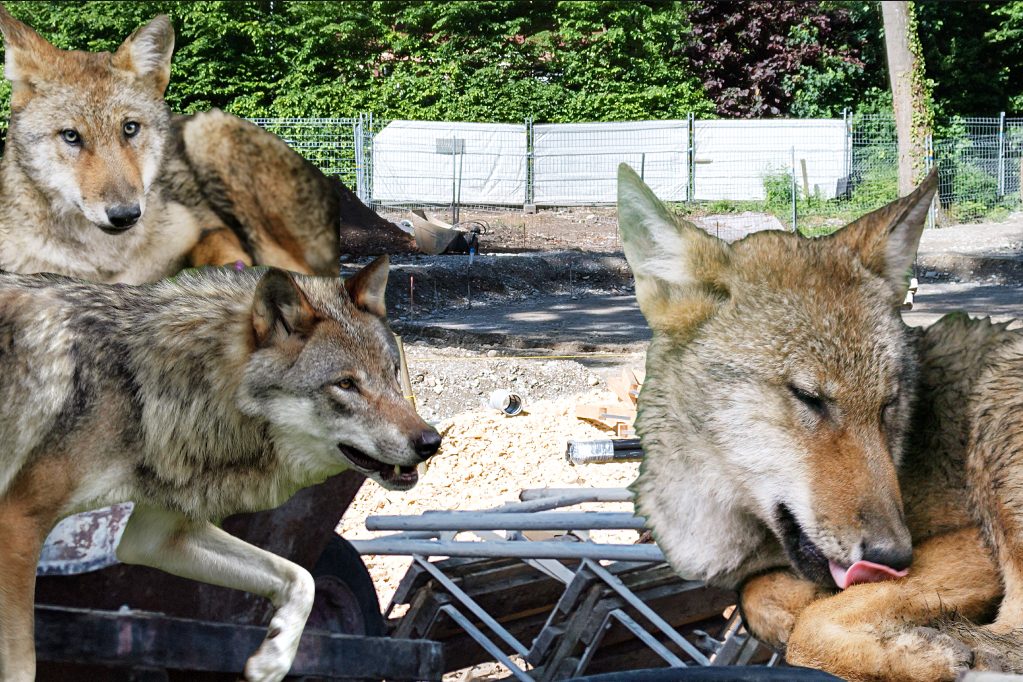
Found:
[0,257,440,681]
[0,5,411,285]
[619,164,1023,680]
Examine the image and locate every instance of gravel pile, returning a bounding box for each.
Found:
[402,344,607,422]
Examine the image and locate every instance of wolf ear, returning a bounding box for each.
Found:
[344,256,389,318]
[252,269,318,349]
[0,3,59,93]
[617,164,730,334]
[112,14,174,94]
[827,170,937,303]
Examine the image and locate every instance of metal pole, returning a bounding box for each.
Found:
[365,511,648,532]
[926,134,935,230]
[520,487,633,502]
[842,107,850,198]
[791,146,797,232]
[688,112,696,202]
[450,140,457,224]
[352,538,666,562]
[999,111,1006,197]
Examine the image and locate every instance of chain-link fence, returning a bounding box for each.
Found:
[248,111,1023,232]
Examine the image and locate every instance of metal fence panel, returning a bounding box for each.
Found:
[371,121,527,206]
[248,117,362,189]
[692,119,848,201]
[531,120,689,205]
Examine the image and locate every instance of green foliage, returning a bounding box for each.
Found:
[763,171,797,207]
[0,1,714,123]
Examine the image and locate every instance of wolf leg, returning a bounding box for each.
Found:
[189,225,253,270]
[785,527,1000,682]
[739,569,832,650]
[0,502,48,682]
[117,505,315,682]
[0,460,73,682]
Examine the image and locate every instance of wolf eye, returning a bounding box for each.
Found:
[336,378,358,391]
[123,121,140,138]
[788,384,828,418]
[881,395,899,422]
[60,129,81,145]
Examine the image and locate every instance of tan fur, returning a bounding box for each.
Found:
[0,5,355,285]
[618,163,1023,679]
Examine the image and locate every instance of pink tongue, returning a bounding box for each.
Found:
[829,560,908,590]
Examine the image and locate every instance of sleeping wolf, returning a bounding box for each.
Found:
[0,257,440,682]
[619,164,1023,680]
[0,5,410,284]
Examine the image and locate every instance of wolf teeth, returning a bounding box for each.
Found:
[394,465,401,475]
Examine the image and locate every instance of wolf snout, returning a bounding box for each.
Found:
[105,203,142,231]
[861,539,913,572]
[412,428,442,461]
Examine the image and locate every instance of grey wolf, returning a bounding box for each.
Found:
[0,257,440,681]
[619,164,1023,680]
[0,5,408,284]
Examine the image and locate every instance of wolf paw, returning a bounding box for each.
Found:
[896,627,975,678]
[243,634,299,682]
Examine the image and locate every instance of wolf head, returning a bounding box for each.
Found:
[0,5,173,233]
[239,257,440,492]
[620,165,937,589]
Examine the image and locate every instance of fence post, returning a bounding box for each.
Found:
[687,112,695,202]
[842,107,851,199]
[999,111,1006,197]
[524,117,535,212]
[791,146,797,232]
[926,133,935,230]
[354,114,365,204]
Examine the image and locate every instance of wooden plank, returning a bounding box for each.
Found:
[35,605,443,681]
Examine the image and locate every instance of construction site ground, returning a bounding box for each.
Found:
[338,206,1023,678]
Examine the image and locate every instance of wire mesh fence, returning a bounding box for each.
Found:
[245,111,1023,232]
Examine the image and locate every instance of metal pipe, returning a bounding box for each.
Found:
[365,512,647,532]
[519,487,633,502]
[352,539,665,562]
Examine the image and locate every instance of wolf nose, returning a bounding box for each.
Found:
[413,429,442,461]
[861,542,913,572]
[106,204,142,229]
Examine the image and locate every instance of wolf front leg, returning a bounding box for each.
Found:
[0,458,77,682]
[785,527,1000,682]
[117,505,316,682]
[739,569,833,650]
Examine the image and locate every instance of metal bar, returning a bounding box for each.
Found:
[353,539,665,562]
[414,557,531,657]
[609,609,688,668]
[519,488,633,502]
[366,512,647,532]
[436,604,533,682]
[999,111,1006,197]
[581,559,710,665]
[790,146,797,232]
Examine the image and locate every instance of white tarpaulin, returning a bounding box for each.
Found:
[372,121,526,205]
[532,120,688,205]
[692,119,848,201]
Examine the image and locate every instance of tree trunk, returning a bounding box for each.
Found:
[881,1,932,197]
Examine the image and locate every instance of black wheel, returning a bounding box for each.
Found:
[306,535,385,637]
[565,667,843,682]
